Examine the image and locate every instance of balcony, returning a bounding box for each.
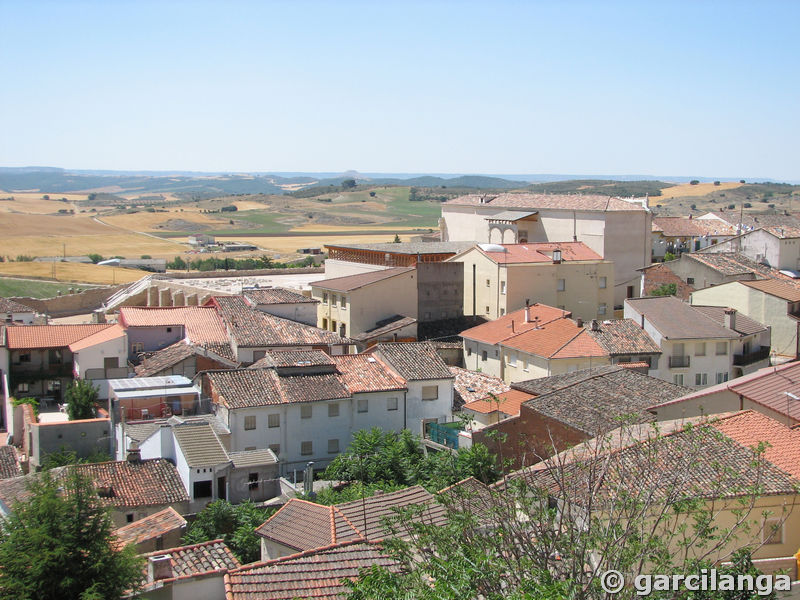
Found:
[669,355,690,369]
[733,346,771,367]
[425,422,463,449]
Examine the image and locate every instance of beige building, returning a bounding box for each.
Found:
[690,278,800,360]
[310,267,418,339]
[440,193,651,307]
[448,242,614,322]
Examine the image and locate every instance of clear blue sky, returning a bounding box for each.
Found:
[1,1,798,180]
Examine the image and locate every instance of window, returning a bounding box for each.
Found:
[268,443,280,455]
[599,276,607,289]
[339,324,346,337]
[716,372,729,384]
[327,439,339,454]
[422,385,438,401]
[482,350,488,361]
[340,295,346,308]
[598,304,607,315]
[166,327,172,333]
[357,398,368,413]
[687,277,695,285]
[500,281,507,295]
[132,342,144,353]
[332,295,338,306]
[763,518,783,544]
[328,403,339,417]
[507,352,517,367]
[387,397,398,411]
[716,342,728,355]
[248,472,259,491]
[126,513,135,524]
[695,373,708,386]
[193,480,212,499]
[673,374,684,386]
[695,342,706,356]
[252,350,266,361]
[485,306,490,315]
[486,279,491,287]
[104,356,119,369]
[268,413,280,428]
[323,292,328,303]
[467,347,472,357]
[16,382,29,394]
[557,279,566,292]
[627,286,635,299]
[523,358,529,372]
[18,352,31,363]
[322,318,328,330]
[500,308,505,316]
[48,349,63,364]
[301,441,313,456]
[244,415,256,430]
[301,405,312,419]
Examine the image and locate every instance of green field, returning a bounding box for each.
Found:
[0,277,98,299]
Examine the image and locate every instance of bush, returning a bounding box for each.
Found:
[690,180,700,185]
[220,205,238,212]
[728,204,736,209]
[713,181,721,186]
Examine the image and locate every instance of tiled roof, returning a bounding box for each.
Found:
[142,539,240,584]
[502,318,606,359]
[224,540,401,600]
[352,315,417,342]
[172,423,230,467]
[255,486,438,551]
[640,262,694,300]
[0,459,189,509]
[312,267,414,293]
[711,410,800,479]
[446,193,646,211]
[0,446,21,480]
[0,297,36,313]
[324,241,474,255]
[741,278,800,302]
[248,349,336,370]
[332,354,407,393]
[207,369,349,410]
[243,287,318,305]
[68,323,126,352]
[135,340,201,377]
[521,366,689,435]
[477,241,603,264]
[449,366,511,410]
[459,304,569,344]
[688,252,797,282]
[374,342,454,381]
[652,216,736,238]
[626,296,744,340]
[211,296,348,347]
[463,388,532,415]
[114,507,187,549]
[229,448,279,469]
[585,319,661,356]
[201,342,238,363]
[119,306,230,344]
[691,305,768,335]
[5,323,112,350]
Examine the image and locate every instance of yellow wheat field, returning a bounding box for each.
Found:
[0,262,147,285]
[224,233,415,254]
[658,182,743,199]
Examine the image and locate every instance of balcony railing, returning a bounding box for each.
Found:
[669,355,690,368]
[733,346,771,366]
[426,422,462,449]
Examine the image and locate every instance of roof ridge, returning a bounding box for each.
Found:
[332,505,366,539]
[141,537,226,557]
[548,328,595,358]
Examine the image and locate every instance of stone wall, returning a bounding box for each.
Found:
[12,285,126,318]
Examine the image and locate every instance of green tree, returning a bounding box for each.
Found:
[183,500,275,564]
[65,379,99,420]
[87,253,104,264]
[0,469,143,600]
[651,283,678,296]
[342,178,357,189]
[663,251,676,261]
[39,446,111,470]
[167,255,187,270]
[393,233,401,243]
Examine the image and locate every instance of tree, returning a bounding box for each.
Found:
[347,418,787,600]
[342,178,357,189]
[183,500,274,564]
[663,251,676,261]
[167,255,187,270]
[650,283,678,297]
[65,379,98,420]
[690,180,700,185]
[0,469,143,599]
[87,253,104,264]
[393,234,401,243]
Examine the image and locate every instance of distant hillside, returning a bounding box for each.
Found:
[525,179,674,197]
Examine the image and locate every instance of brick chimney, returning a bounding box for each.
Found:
[524,300,530,323]
[147,555,173,582]
[576,318,583,328]
[724,308,737,331]
[591,319,600,332]
[126,446,141,464]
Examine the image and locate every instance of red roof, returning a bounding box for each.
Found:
[119,306,229,344]
[114,506,187,549]
[463,389,533,415]
[69,323,126,352]
[479,242,603,264]
[332,354,406,393]
[504,318,607,359]
[5,323,113,350]
[460,304,570,345]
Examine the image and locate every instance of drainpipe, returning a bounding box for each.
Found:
[472,264,477,317]
[403,390,407,430]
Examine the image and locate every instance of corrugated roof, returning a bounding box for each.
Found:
[446,193,646,211]
[229,448,279,469]
[5,323,113,349]
[311,267,414,293]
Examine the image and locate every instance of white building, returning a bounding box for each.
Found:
[69,324,129,399]
[0,298,37,325]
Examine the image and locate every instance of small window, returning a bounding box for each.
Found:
[716,342,728,355]
[485,306,490,315]
[193,480,212,499]
[673,374,684,386]
[332,295,338,306]
[695,342,706,356]
[387,397,398,411]
[16,382,29,394]
[301,441,313,456]
[48,349,63,364]
[357,398,369,413]
[507,352,517,367]
[301,405,312,419]
[716,372,729,384]
[422,385,438,401]
[166,327,172,333]
[522,359,529,372]
[244,415,256,430]
[340,296,346,308]
[328,403,339,417]
[248,472,259,491]
[339,324,346,337]
[268,413,280,428]
[627,286,635,299]
[323,292,328,303]
[322,318,328,330]
[557,279,566,292]
[763,518,783,545]
[598,304,607,316]
[126,513,135,524]
[467,347,472,357]
[599,276,607,289]
[132,343,144,353]
[18,353,31,363]
[687,277,695,285]
[327,439,339,454]
[486,279,491,288]
[695,373,708,386]
[481,350,487,362]
[500,308,505,316]
[268,443,280,455]
[500,281,507,295]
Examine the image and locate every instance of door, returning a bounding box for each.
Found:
[217,476,227,501]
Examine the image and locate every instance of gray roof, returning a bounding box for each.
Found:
[311,267,414,293]
[172,423,230,467]
[691,306,768,336]
[229,448,279,468]
[485,210,537,222]
[353,315,417,342]
[242,287,318,305]
[0,298,36,314]
[0,446,21,480]
[324,241,475,254]
[374,342,454,381]
[626,296,748,340]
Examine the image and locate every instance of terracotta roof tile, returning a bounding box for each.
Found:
[463,388,533,415]
[459,304,569,345]
[69,323,126,352]
[449,366,511,410]
[691,305,768,335]
[640,262,694,300]
[0,446,21,480]
[0,297,36,313]
[741,278,800,302]
[5,323,113,349]
[243,287,318,305]
[248,349,336,370]
[114,507,187,549]
[135,340,206,377]
[446,193,646,211]
[373,342,453,381]
[585,319,662,356]
[142,539,239,586]
[332,354,407,393]
[312,267,414,293]
[652,217,736,238]
[478,241,603,264]
[503,318,606,359]
[119,306,229,344]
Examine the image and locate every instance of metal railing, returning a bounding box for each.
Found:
[733,346,771,366]
[426,422,461,449]
[669,355,690,368]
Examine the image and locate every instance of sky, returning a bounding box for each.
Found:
[1,1,799,180]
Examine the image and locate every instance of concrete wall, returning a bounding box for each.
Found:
[417,262,464,321]
[257,302,318,326]
[11,284,126,318]
[323,259,388,279]
[126,325,185,355]
[30,418,111,468]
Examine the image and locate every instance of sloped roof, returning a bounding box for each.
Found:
[449,366,511,410]
[476,241,603,264]
[0,297,36,313]
[5,323,113,350]
[502,318,606,359]
[463,388,533,416]
[68,323,125,352]
[446,193,646,211]
[243,287,318,305]
[248,349,336,370]
[229,448,279,469]
[332,354,407,393]
[459,304,569,345]
[585,319,662,356]
[311,267,414,292]
[324,241,474,255]
[135,340,202,377]
[0,446,21,480]
[141,539,239,584]
[114,506,187,549]
[352,315,417,342]
[691,305,768,335]
[741,278,800,302]
[652,216,736,238]
[374,342,453,381]
[625,296,744,340]
[172,423,230,467]
[207,369,350,410]
[119,306,229,344]
[224,540,401,600]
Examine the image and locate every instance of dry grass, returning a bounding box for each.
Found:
[232,199,273,211]
[101,211,224,231]
[0,262,146,284]
[0,194,84,214]
[658,182,743,199]
[0,233,182,259]
[226,233,415,254]
[289,223,422,233]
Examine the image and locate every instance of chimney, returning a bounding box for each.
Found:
[524,300,530,323]
[126,446,141,464]
[590,319,600,332]
[576,318,583,328]
[147,555,173,582]
[552,249,562,264]
[724,308,737,331]
[511,320,515,333]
